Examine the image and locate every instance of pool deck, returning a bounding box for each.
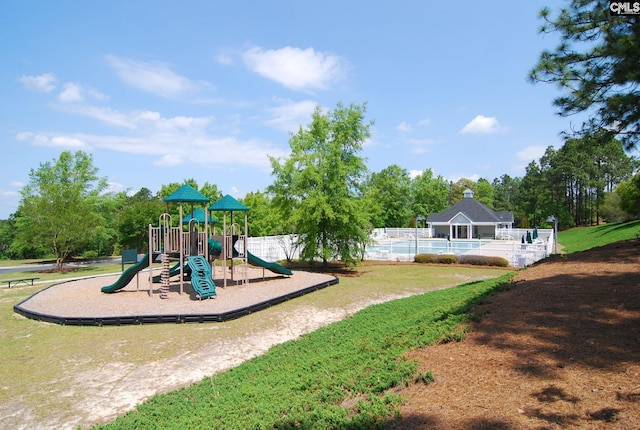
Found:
[366,238,550,267]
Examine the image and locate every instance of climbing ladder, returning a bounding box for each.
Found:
[159,253,171,299]
[187,256,216,299]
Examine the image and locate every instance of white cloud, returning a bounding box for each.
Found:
[56,104,137,129]
[51,136,86,148]
[16,106,288,172]
[104,181,125,194]
[17,132,86,149]
[448,173,480,182]
[59,82,84,103]
[154,153,186,167]
[242,46,347,92]
[106,55,210,98]
[264,99,318,132]
[460,115,507,134]
[18,73,57,92]
[408,138,436,154]
[87,88,108,101]
[397,119,430,133]
[396,121,412,133]
[409,169,423,179]
[517,145,548,163]
[0,190,19,197]
[216,52,235,66]
[15,132,32,141]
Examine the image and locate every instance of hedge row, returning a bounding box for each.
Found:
[414,253,509,267]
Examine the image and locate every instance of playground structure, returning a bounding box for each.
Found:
[101,184,292,299]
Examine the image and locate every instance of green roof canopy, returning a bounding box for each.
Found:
[208,194,248,212]
[164,184,209,203]
[182,208,217,224]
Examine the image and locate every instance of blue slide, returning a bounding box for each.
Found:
[101,252,150,293]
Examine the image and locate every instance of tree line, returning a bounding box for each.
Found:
[2,2,640,268]
[0,110,637,268]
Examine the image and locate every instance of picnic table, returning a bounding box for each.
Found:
[1,277,39,288]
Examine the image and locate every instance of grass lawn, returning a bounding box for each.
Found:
[0,262,511,430]
[557,219,640,253]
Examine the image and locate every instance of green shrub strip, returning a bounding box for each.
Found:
[96,273,514,430]
[414,253,510,267]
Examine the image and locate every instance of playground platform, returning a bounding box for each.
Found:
[14,268,338,326]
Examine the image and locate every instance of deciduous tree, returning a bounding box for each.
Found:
[269,102,372,269]
[474,178,495,208]
[616,173,640,218]
[116,188,164,251]
[240,191,281,237]
[15,151,107,270]
[410,168,450,219]
[364,164,412,227]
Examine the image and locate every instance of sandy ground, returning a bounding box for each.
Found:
[7,265,436,430]
[16,267,335,320]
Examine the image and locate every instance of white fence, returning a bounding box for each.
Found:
[246,235,300,262]
[245,228,554,269]
[372,227,434,239]
[366,228,554,268]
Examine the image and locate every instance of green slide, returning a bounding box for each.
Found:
[207,238,291,276]
[151,261,190,283]
[101,252,150,293]
[102,239,290,294]
[247,251,292,276]
[208,238,222,256]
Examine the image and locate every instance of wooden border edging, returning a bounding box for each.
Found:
[13,277,339,327]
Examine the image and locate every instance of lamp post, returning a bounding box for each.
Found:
[415,215,424,255]
[546,215,558,254]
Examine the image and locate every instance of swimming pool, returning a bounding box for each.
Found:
[366,239,491,256]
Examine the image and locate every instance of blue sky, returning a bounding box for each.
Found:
[1,0,580,219]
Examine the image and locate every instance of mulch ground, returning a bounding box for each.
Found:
[387,239,640,429]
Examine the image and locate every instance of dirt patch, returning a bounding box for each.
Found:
[388,239,640,429]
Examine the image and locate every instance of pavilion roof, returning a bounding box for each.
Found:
[164,184,209,203]
[208,194,249,212]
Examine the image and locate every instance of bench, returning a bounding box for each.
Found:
[1,277,40,288]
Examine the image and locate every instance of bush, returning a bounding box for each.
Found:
[82,250,99,259]
[415,254,509,267]
[436,254,457,264]
[414,253,437,264]
[458,255,509,267]
[413,254,509,267]
[485,256,510,267]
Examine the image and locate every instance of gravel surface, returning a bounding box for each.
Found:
[17,268,336,320]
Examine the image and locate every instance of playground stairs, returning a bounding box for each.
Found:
[160,254,170,299]
[187,256,216,299]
